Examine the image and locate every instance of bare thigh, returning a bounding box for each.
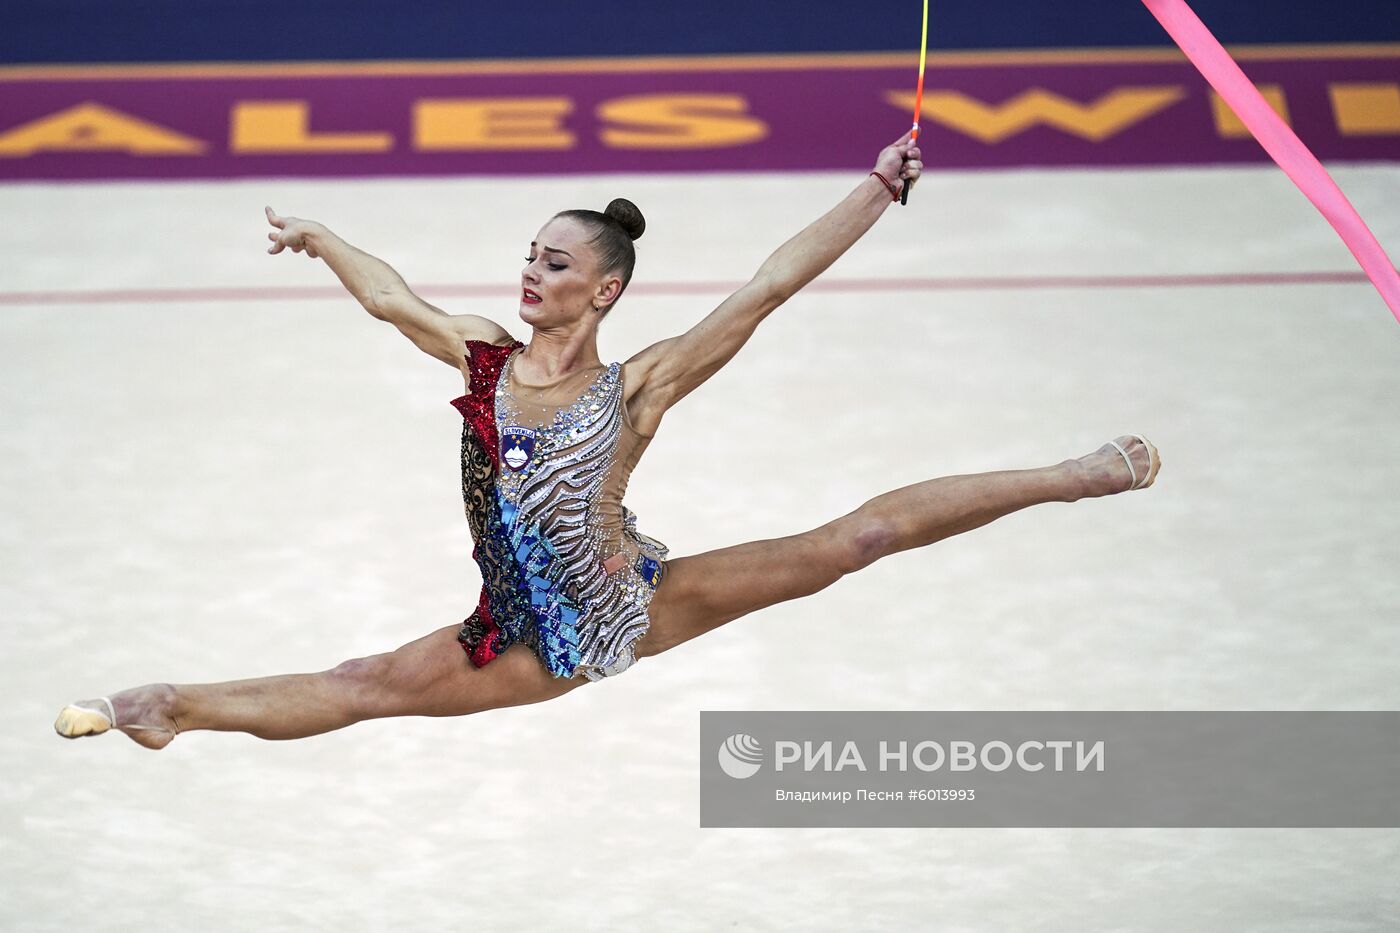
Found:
[634,516,874,660]
[367,623,591,719]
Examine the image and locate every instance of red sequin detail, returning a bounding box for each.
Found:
[450,339,519,468]
[465,595,500,666]
[450,339,523,668]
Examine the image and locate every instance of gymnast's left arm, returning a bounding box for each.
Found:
[626,133,921,416]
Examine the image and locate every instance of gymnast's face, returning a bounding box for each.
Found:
[520,217,622,327]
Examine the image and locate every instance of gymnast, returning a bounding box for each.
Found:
[55,131,1160,748]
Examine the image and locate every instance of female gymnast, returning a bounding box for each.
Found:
[54,131,1160,749]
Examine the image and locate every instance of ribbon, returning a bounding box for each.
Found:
[1142,0,1400,324]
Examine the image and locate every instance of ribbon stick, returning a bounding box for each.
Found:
[900,0,929,206]
[1142,0,1400,324]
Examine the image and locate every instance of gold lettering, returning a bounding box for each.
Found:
[1330,83,1400,135]
[415,98,573,150]
[0,102,206,157]
[230,101,391,153]
[598,94,767,149]
[885,87,1185,143]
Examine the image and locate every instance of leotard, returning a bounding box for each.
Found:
[450,339,669,681]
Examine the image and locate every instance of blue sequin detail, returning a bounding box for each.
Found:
[497,498,585,677]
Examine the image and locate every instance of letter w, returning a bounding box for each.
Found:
[884,87,1185,143]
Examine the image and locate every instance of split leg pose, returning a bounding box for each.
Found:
[55,132,1160,749]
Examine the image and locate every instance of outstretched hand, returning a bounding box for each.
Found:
[872,130,923,194]
[264,206,324,257]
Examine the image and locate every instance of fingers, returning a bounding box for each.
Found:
[266,230,297,255]
[903,140,923,170]
[268,235,308,255]
[265,205,285,229]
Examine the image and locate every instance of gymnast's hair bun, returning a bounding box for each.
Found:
[604,198,646,241]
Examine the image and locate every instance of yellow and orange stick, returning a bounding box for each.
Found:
[900,0,929,206]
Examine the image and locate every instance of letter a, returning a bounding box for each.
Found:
[0,101,207,157]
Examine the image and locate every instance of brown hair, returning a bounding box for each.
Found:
[553,198,645,311]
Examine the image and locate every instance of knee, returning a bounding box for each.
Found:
[328,655,385,685]
[828,515,897,576]
[326,654,398,718]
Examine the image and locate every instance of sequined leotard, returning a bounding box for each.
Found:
[450,339,669,681]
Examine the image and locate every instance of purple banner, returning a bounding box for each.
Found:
[1,48,1396,180]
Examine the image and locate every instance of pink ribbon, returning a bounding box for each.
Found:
[1142,0,1400,325]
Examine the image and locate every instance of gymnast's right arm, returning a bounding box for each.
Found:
[262,206,512,367]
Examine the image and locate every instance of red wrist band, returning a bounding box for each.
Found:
[869,171,900,201]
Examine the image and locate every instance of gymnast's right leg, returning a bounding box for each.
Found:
[54,623,589,749]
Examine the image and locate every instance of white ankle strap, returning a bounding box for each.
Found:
[1131,434,1151,489]
[1108,439,1137,490]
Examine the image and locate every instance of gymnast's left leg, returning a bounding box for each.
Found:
[634,435,1160,659]
[54,623,589,749]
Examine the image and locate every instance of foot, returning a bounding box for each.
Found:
[54,684,180,750]
[1073,434,1162,498]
